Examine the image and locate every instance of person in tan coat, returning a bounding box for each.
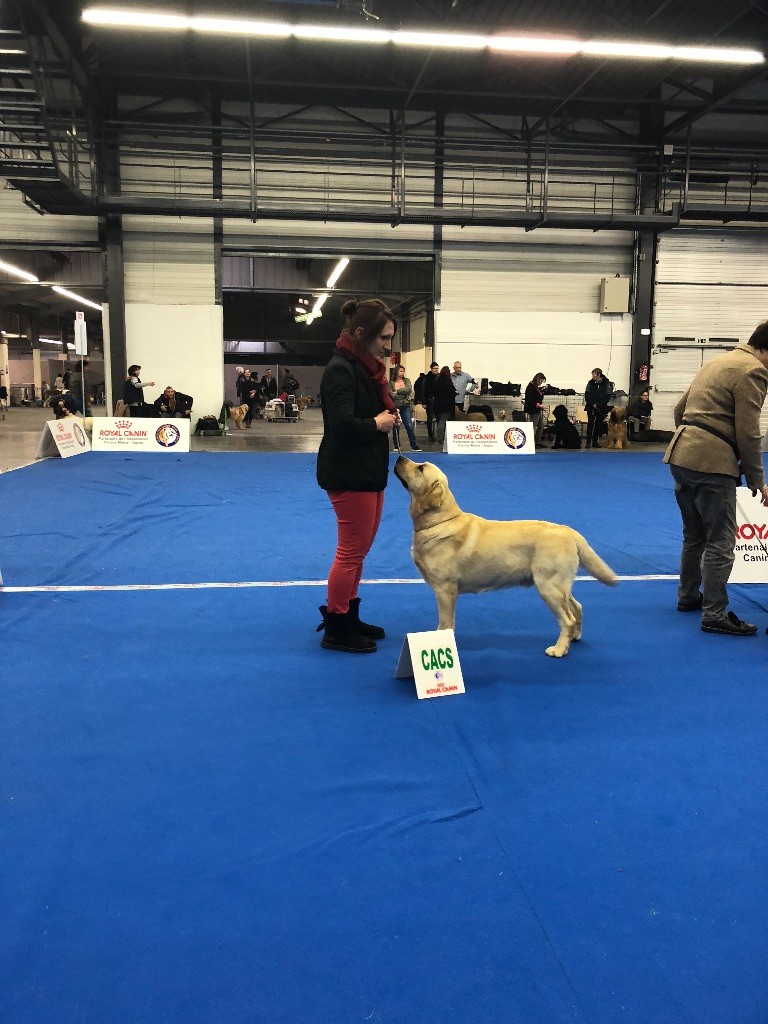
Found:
[663,323,768,635]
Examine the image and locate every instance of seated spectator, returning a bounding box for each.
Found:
[627,389,653,437]
[153,386,192,418]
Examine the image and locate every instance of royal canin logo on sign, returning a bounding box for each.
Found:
[736,523,768,540]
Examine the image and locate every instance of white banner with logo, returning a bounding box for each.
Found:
[91,417,190,453]
[730,487,768,582]
[37,418,91,459]
[444,420,534,454]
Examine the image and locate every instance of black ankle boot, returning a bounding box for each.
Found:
[316,605,377,653]
[348,597,385,640]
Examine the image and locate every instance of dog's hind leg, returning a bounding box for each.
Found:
[568,595,583,641]
[536,582,577,657]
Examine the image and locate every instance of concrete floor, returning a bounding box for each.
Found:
[0,405,667,474]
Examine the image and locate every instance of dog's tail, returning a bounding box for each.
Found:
[575,534,618,586]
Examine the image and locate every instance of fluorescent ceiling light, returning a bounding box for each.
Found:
[51,286,102,311]
[294,25,388,43]
[397,31,487,49]
[0,48,25,55]
[313,293,330,312]
[82,8,764,63]
[326,257,349,289]
[490,36,579,55]
[0,260,39,283]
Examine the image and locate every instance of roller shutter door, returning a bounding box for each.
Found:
[653,231,768,432]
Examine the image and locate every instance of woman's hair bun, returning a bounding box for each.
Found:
[341,299,358,317]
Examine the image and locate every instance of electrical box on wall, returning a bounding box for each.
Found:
[599,276,630,314]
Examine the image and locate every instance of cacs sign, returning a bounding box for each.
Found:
[395,629,465,699]
[731,488,768,582]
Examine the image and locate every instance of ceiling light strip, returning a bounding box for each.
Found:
[51,286,102,311]
[81,9,764,64]
[0,259,39,283]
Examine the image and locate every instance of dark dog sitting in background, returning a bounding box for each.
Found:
[550,405,582,449]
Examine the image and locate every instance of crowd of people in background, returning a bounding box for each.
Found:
[34,350,655,450]
[234,366,301,426]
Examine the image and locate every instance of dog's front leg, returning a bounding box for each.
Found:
[434,583,458,630]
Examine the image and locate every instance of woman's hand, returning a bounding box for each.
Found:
[375,411,397,433]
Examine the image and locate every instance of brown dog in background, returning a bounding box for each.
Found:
[606,406,630,450]
[228,403,249,429]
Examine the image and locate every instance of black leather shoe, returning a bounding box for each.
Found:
[701,611,757,636]
[677,594,703,612]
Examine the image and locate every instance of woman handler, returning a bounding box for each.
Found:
[316,299,398,653]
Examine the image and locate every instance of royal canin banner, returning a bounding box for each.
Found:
[91,417,190,453]
[444,420,534,454]
[730,486,768,583]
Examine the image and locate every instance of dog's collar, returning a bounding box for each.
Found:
[413,512,462,534]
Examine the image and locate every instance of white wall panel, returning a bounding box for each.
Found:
[438,227,633,392]
[435,310,631,393]
[0,181,98,244]
[123,219,216,304]
[441,270,603,312]
[125,302,223,418]
[223,219,433,256]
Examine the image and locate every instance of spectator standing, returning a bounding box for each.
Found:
[281,368,300,395]
[122,364,155,417]
[261,368,277,401]
[433,366,458,444]
[663,323,768,636]
[316,298,398,654]
[450,360,476,411]
[237,369,258,426]
[422,361,440,442]
[388,364,422,452]
[584,367,612,449]
[524,372,547,448]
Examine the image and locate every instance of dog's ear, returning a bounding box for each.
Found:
[419,479,445,512]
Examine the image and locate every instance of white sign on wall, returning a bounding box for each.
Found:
[74,311,88,356]
[444,420,534,454]
[730,487,768,583]
[91,417,190,453]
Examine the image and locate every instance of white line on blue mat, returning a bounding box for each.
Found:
[1,574,679,594]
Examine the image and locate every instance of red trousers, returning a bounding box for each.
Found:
[326,489,385,613]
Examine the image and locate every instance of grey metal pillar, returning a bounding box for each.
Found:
[428,111,444,363]
[103,214,126,411]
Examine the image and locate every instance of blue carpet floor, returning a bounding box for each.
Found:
[1,452,767,1024]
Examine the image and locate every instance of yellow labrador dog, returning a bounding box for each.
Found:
[394,457,617,657]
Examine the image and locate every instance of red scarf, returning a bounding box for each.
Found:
[336,330,396,413]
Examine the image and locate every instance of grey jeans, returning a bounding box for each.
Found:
[670,463,737,619]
